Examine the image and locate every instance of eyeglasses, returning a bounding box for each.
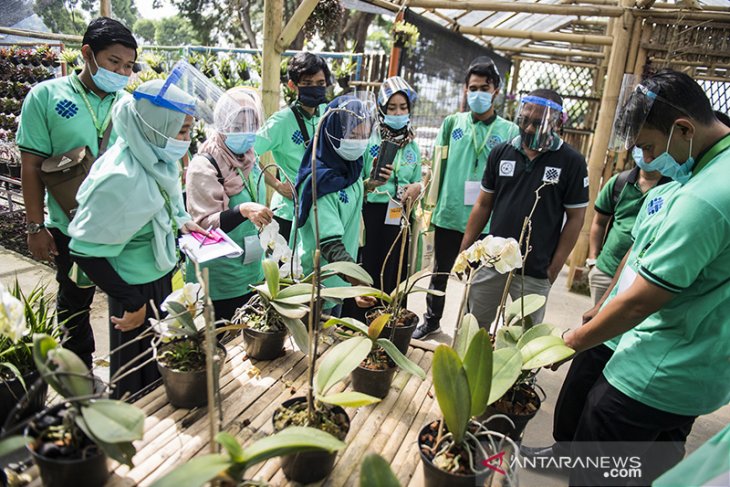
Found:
[518,116,546,130]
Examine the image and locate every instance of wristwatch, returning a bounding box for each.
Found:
[26,222,45,235]
[585,258,597,268]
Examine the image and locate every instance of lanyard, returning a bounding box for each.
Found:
[156,182,180,261]
[470,120,496,177]
[236,168,257,202]
[70,75,115,138]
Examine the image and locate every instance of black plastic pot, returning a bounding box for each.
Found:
[243,327,286,360]
[418,421,493,487]
[273,396,350,484]
[368,309,418,355]
[8,164,20,179]
[0,370,48,430]
[337,75,350,89]
[479,384,541,441]
[351,363,396,399]
[156,342,226,409]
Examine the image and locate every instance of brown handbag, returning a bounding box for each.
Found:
[39,123,113,219]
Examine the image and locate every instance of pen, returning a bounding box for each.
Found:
[198,225,213,248]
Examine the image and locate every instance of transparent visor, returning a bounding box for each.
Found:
[133,60,224,124]
[325,90,378,143]
[213,88,266,138]
[516,95,563,151]
[609,84,657,151]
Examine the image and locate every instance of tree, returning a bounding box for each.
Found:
[110,0,139,29]
[33,0,89,35]
[133,18,157,44]
[154,16,198,46]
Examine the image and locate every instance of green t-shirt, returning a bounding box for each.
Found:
[16,74,123,235]
[431,112,517,232]
[362,132,422,204]
[254,103,326,221]
[296,180,364,300]
[654,423,730,487]
[594,172,662,276]
[603,135,730,416]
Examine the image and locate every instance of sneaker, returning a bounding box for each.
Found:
[519,444,570,474]
[520,444,559,459]
[412,323,441,340]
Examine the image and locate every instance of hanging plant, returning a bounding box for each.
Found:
[302,0,344,40]
[59,49,81,70]
[392,21,420,50]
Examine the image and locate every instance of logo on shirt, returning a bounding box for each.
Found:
[647,196,664,215]
[55,99,78,119]
[487,134,503,150]
[403,149,417,165]
[338,190,349,204]
[369,145,379,158]
[543,166,562,183]
[452,128,464,141]
[291,130,305,145]
[499,160,516,177]
[584,176,589,188]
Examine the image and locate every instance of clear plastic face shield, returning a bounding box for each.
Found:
[325,91,378,161]
[213,88,265,136]
[516,95,563,152]
[133,60,224,125]
[609,83,659,152]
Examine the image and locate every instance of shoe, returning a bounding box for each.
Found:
[520,444,559,459]
[519,444,570,474]
[412,323,441,340]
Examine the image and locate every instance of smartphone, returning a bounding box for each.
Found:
[371,139,399,182]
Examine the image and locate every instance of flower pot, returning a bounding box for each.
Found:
[0,370,48,430]
[337,75,350,89]
[418,421,494,487]
[156,342,227,409]
[479,383,541,441]
[238,69,251,81]
[243,327,286,360]
[8,164,20,179]
[351,363,396,399]
[273,396,350,484]
[369,308,418,355]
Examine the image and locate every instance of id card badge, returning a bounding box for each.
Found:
[616,265,638,295]
[464,181,480,206]
[242,234,264,264]
[384,199,403,226]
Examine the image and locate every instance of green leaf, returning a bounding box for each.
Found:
[81,400,145,443]
[0,362,25,389]
[318,391,381,407]
[320,286,386,300]
[389,269,430,300]
[164,301,197,335]
[519,335,575,370]
[215,431,244,462]
[405,286,445,297]
[495,326,523,349]
[506,294,546,326]
[315,336,372,395]
[360,453,401,487]
[516,323,561,349]
[462,329,493,417]
[252,283,272,300]
[262,259,281,298]
[75,415,138,467]
[432,345,471,443]
[322,317,369,336]
[454,313,480,360]
[270,301,307,319]
[149,454,232,487]
[277,283,314,299]
[368,313,391,341]
[321,262,374,285]
[377,339,425,379]
[47,347,93,399]
[488,347,523,405]
[0,436,28,457]
[240,426,345,469]
[281,317,309,355]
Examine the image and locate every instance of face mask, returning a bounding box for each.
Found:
[298,85,327,107]
[224,132,256,155]
[519,127,553,152]
[636,125,695,184]
[90,52,129,93]
[631,147,655,171]
[333,138,369,161]
[467,91,493,115]
[383,114,409,130]
[136,109,191,163]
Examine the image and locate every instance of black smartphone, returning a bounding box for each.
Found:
[371,139,399,182]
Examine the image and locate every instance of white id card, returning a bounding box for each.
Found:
[464,181,480,206]
[242,234,264,264]
[616,265,638,295]
[384,199,403,226]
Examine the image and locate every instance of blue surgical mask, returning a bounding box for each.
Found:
[90,52,130,93]
[635,125,695,184]
[383,114,409,130]
[153,137,191,164]
[467,91,493,114]
[334,138,369,161]
[224,132,256,155]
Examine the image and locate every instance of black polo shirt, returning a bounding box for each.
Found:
[481,137,589,279]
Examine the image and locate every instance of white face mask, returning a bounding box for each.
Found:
[135,108,191,163]
[333,138,369,161]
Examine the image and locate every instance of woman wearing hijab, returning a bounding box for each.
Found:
[69,79,206,399]
[185,87,272,320]
[295,94,378,317]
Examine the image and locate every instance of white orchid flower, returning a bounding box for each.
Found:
[0,283,28,343]
[161,282,202,312]
[452,251,470,275]
[270,234,290,263]
[496,238,523,273]
[259,220,281,251]
[150,318,190,342]
[280,253,303,279]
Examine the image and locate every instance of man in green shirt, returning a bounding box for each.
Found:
[254,53,331,241]
[17,17,137,368]
[560,70,730,486]
[587,165,669,303]
[413,56,517,339]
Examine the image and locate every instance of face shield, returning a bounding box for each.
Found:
[213,88,265,135]
[516,95,563,152]
[325,91,378,161]
[609,83,659,151]
[132,60,224,124]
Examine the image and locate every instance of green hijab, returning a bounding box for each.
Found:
[69,80,193,273]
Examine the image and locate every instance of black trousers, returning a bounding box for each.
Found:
[108,273,172,400]
[212,291,254,323]
[570,375,696,487]
[274,215,293,245]
[423,226,465,328]
[553,343,614,447]
[361,202,410,297]
[50,228,96,369]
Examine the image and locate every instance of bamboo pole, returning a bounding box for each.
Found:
[571,19,610,27]
[636,10,730,21]
[457,25,614,45]
[651,58,730,70]
[406,0,625,16]
[512,55,600,69]
[509,58,521,96]
[624,16,644,80]
[640,43,730,57]
[633,22,652,76]
[651,2,730,12]
[276,0,320,52]
[0,26,81,43]
[388,9,406,77]
[494,45,606,58]
[567,0,635,288]
[560,0,617,5]
[100,0,111,17]
[262,0,283,118]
